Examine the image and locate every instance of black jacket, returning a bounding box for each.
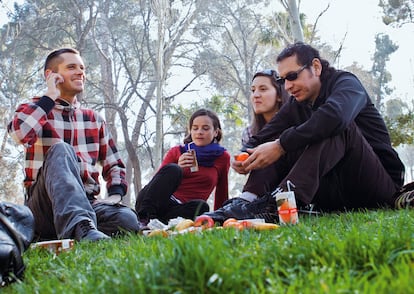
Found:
[246,70,405,186]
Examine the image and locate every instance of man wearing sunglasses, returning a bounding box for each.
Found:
[206,42,410,223]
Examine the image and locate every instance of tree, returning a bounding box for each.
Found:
[279,0,304,42]
[152,0,169,170]
[371,33,398,111]
[384,99,414,146]
[344,62,378,102]
[0,0,210,205]
[380,0,414,26]
[193,1,278,134]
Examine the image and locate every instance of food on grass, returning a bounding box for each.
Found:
[234,152,249,162]
[222,218,237,227]
[223,219,270,230]
[194,215,215,229]
[224,220,244,230]
[175,219,195,231]
[239,220,253,229]
[147,229,169,237]
[251,222,280,230]
[145,216,279,236]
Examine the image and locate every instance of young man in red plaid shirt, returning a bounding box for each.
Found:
[8,48,142,242]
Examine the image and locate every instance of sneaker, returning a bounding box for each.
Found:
[203,197,250,223]
[395,190,414,209]
[74,220,110,242]
[204,193,278,224]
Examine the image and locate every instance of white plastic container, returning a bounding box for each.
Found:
[276,191,299,225]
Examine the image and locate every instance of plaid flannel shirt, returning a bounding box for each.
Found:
[7,96,128,197]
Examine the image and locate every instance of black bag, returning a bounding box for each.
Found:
[0,201,34,287]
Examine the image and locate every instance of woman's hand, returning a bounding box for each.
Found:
[177,152,194,169]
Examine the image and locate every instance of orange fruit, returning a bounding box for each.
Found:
[234,152,249,162]
[278,201,291,223]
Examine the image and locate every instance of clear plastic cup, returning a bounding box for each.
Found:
[276,191,299,225]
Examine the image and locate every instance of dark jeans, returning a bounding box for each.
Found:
[27,142,140,240]
[135,163,209,223]
[254,123,399,211]
[243,161,288,196]
[267,123,399,211]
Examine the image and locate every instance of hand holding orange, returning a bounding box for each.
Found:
[234,152,249,162]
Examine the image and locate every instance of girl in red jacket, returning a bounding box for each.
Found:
[135,109,230,225]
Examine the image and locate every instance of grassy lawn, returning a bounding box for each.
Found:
[3,209,414,293]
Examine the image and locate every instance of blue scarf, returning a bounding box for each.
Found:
[180,143,226,167]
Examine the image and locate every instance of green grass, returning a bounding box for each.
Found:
[3,209,414,293]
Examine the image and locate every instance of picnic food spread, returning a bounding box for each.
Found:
[144,215,279,237]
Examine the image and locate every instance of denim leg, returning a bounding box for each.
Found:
[93,203,140,236]
[27,142,96,240]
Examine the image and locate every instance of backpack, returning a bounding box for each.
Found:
[0,202,34,287]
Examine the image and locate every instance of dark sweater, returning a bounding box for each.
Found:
[246,70,405,186]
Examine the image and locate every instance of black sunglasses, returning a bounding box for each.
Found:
[276,65,308,85]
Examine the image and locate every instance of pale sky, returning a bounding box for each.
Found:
[1,0,413,101]
[298,0,414,102]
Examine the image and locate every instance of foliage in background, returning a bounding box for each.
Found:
[385,113,414,147]
[380,0,414,26]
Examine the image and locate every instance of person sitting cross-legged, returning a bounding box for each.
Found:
[205,42,408,224]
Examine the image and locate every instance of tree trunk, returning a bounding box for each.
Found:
[97,0,118,142]
[286,0,304,42]
[153,0,169,168]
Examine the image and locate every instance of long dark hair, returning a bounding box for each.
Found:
[183,108,223,144]
[250,70,290,135]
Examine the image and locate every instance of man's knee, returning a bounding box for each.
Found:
[45,142,77,161]
[97,205,140,234]
[117,207,140,231]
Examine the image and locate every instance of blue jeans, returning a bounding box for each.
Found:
[27,142,140,240]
